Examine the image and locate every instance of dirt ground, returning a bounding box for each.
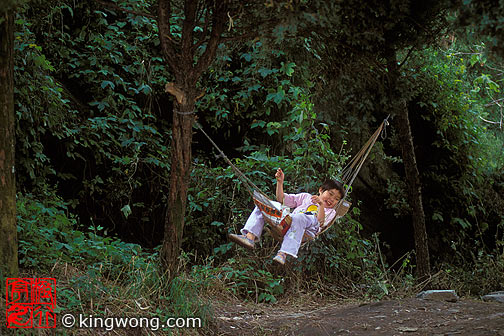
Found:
[212,295,504,336]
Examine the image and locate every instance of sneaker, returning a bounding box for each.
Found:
[273,252,286,265]
[228,234,255,249]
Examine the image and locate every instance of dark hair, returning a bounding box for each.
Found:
[320,179,345,198]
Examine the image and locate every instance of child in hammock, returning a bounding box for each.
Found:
[229,168,345,265]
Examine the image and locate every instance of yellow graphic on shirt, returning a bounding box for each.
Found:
[305,204,319,215]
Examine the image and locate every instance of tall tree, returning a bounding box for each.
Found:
[155,0,291,276]
[157,0,230,276]
[376,1,451,279]
[0,8,19,280]
[385,50,430,278]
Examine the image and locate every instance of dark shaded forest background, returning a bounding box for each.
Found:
[0,0,503,333]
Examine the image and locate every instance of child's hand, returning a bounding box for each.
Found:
[275,168,284,183]
[311,195,322,205]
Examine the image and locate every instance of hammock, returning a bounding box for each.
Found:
[195,116,389,243]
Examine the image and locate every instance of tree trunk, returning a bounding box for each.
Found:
[160,85,196,277]
[395,99,431,279]
[0,10,19,280]
[386,49,430,279]
[157,0,226,278]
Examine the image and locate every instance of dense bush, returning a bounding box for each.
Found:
[14,2,172,245]
[16,191,212,332]
[406,47,504,265]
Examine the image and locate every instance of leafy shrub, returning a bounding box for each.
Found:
[17,191,212,330]
[18,192,142,273]
[191,258,284,303]
[14,2,172,246]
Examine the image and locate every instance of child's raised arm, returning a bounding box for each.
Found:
[311,195,326,225]
[275,168,285,203]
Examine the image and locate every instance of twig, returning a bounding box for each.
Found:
[479,115,502,125]
[484,98,504,106]
[374,234,390,283]
[254,279,258,304]
[446,52,483,56]
[399,45,415,68]
[413,270,443,292]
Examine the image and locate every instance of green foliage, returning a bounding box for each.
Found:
[14,1,173,240]
[18,192,143,274]
[0,0,27,14]
[185,67,352,260]
[459,0,504,57]
[404,46,504,264]
[184,89,397,300]
[12,0,504,308]
[17,191,212,329]
[197,39,299,133]
[165,275,212,319]
[297,214,398,299]
[13,0,399,306]
[183,164,238,258]
[191,259,284,303]
[434,250,504,296]
[14,15,74,186]
[186,87,351,256]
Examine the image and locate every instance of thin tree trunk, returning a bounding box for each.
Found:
[386,49,430,279]
[395,99,430,279]
[0,10,19,280]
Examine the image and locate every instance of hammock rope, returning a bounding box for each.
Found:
[194,116,389,239]
[317,116,389,236]
[194,122,270,199]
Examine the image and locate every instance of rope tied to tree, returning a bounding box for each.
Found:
[340,116,389,185]
[174,110,197,115]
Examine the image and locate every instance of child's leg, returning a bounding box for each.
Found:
[278,214,318,258]
[240,206,265,242]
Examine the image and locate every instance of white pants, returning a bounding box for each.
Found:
[240,206,319,258]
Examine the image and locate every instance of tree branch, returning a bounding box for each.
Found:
[157,0,178,72]
[180,0,198,66]
[193,2,227,81]
[399,45,415,68]
[165,82,186,105]
[485,97,504,107]
[479,115,503,127]
[192,10,210,53]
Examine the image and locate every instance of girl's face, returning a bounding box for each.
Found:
[318,188,342,208]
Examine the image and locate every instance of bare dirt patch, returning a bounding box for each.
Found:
[212,296,504,336]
